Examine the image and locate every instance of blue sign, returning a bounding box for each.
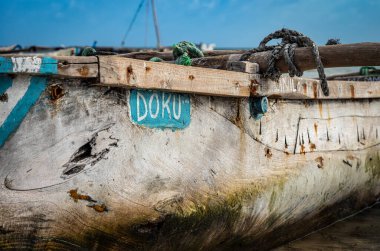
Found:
[129,90,191,129]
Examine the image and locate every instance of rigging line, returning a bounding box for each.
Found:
[144,0,150,47]
[121,0,146,47]
[151,0,161,49]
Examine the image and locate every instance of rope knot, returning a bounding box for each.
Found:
[241,28,330,96]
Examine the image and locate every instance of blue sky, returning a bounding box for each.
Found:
[0,0,379,48]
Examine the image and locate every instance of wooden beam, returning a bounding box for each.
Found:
[119,50,245,61]
[0,55,98,78]
[98,56,380,99]
[190,43,380,73]
[98,56,256,97]
[259,76,380,99]
[1,55,379,100]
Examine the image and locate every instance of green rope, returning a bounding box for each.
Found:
[81,47,97,56]
[359,66,377,76]
[149,57,163,62]
[172,41,203,66]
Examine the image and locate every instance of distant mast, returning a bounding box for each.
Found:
[151,0,161,49]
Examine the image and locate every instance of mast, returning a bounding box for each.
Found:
[151,0,161,49]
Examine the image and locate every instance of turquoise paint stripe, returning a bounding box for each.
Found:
[41,57,58,74]
[0,76,13,94]
[0,56,58,74]
[0,76,47,148]
[0,57,13,73]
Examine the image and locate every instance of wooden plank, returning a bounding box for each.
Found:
[226,61,259,73]
[1,55,379,99]
[0,55,98,78]
[259,76,380,99]
[99,56,380,99]
[119,49,246,61]
[98,56,256,97]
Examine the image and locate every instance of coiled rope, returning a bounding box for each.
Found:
[241,28,330,96]
[172,41,204,66]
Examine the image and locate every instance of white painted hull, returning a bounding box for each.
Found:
[0,77,379,250]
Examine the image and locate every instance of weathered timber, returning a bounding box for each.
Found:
[98,56,256,97]
[98,56,380,99]
[190,43,380,73]
[0,55,98,78]
[1,55,380,99]
[259,76,380,99]
[0,77,379,250]
[119,50,245,61]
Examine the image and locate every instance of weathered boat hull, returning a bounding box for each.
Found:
[0,75,379,250]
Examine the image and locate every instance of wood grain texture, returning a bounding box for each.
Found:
[99,56,256,97]
[190,43,380,73]
[119,49,246,61]
[259,76,380,99]
[2,55,379,99]
[99,55,380,99]
[0,78,379,250]
[251,42,380,73]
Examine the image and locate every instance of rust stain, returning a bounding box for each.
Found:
[250,82,258,96]
[310,143,316,151]
[318,100,323,117]
[126,65,134,83]
[145,66,151,72]
[314,123,318,136]
[326,104,331,126]
[312,82,318,98]
[88,203,108,213]
[233,99,243,128]
[315,156,324,168]
[347,155,356,160]
[350,85,355,98]
[251,79,259,85]
[268,94,282,99]
[265,148,273,158]
[188,75,195,80]
[302,83,307,94]
[300,144,306,154]
[77,66,89,76]
[48,84,64,101]
[0,93,8,102]
[68,189,95,203]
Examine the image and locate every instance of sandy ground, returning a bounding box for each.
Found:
[275,202,380,250]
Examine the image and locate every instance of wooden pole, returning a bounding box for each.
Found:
[118,43,380,72]
[190,43,380,73]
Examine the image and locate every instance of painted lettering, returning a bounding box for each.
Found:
[137,91,148,121]
[149,93,159,119]
[130,90,190,129]
[173,95,181,120]
[162,92,171,119]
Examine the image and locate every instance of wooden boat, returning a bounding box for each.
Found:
[0,44,379,250]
